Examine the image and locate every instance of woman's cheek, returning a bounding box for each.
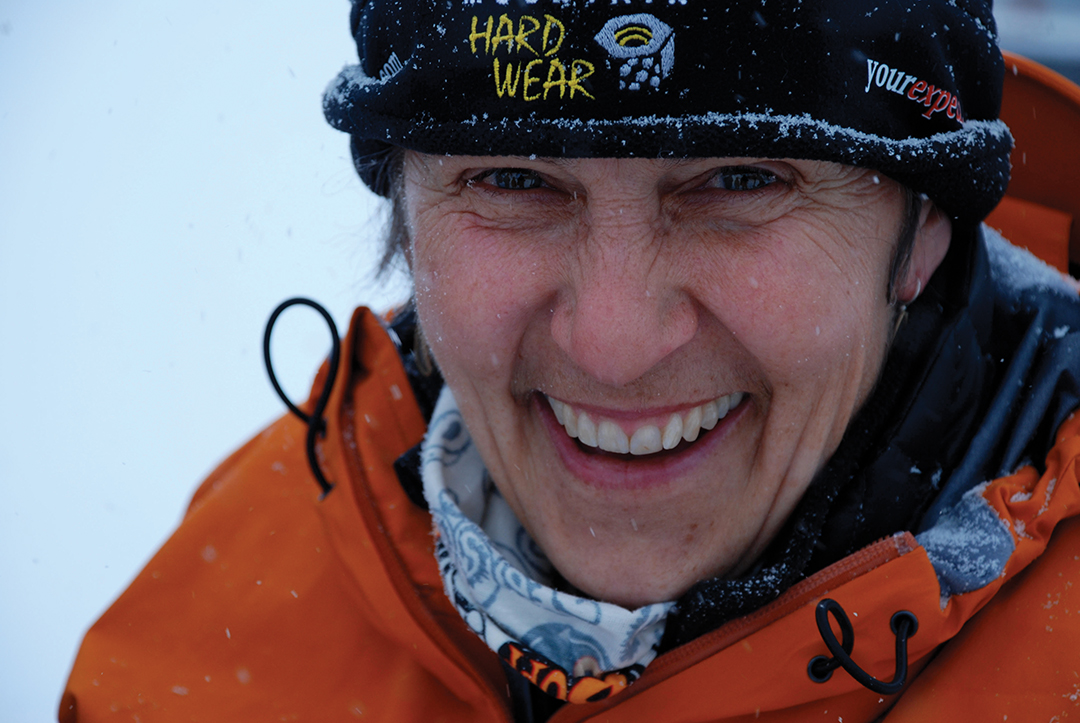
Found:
[415,231,549,379]
[694,243,867,383]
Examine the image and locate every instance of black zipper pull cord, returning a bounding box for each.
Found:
[807,598,918,696]
[263,298,341,499]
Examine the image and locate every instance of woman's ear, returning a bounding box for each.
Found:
[896,200,952,304]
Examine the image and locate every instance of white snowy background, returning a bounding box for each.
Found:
[0,3,408,720]
[0,1,1075,721]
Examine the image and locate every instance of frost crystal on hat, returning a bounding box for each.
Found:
[325,0,1011,224]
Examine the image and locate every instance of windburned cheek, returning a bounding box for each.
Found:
[695,254,879,383]
[414,260,524,379]
[415,215,562,354]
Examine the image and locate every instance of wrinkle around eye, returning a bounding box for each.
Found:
[447,203,580,238]
[672,185,798,230]
[461,174,581,220]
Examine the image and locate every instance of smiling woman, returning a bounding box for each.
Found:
[406,155,949,609]
[61,1,1080,721]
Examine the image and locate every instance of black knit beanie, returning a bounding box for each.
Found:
[324,0,1011,224]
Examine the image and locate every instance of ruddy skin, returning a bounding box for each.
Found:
[406,154,951,607]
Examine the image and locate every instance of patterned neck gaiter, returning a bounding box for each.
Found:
[421,387,674,703]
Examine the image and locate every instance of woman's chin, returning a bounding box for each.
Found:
[529,516,754,608]
[478,394,767,607]
[554,555,725,609]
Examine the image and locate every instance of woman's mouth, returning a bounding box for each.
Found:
[544,392,745,456]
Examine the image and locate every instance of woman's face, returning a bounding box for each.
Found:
[405,154,945,608]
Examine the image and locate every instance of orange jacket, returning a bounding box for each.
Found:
[62,54,1080,722]
[58,305,1080,722]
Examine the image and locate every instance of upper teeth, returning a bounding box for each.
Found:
[546,392,744,456]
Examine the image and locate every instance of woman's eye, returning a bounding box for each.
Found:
[481,168,546,191]
[711,167,777,191]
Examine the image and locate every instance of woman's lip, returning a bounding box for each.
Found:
[544,397,722,423]
[535,394,745,491]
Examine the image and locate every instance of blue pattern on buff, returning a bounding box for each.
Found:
[421,387,674,679]
[423,409,471,465]
[521,624,612,672]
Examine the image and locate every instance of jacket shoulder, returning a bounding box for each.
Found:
[883,518,1080,720]
[883,411,1080,721]
[59,308,502,722]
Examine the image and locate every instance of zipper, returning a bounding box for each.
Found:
[330,316,515,722]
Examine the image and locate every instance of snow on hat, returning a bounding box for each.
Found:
[323,0,1011,223]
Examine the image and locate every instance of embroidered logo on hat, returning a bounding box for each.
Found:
[467,13,596,101]
[378,52,404,82]
[594,14,675,91]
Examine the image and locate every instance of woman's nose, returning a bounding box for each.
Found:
[549,217,699,387]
